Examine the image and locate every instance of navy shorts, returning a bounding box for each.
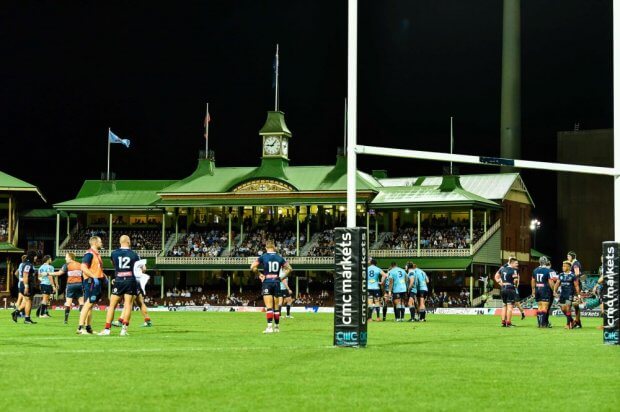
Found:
[535,289,550,303]
[392,292,406,300]
[84,279,103,303]
[276,288,290,298]
[559,294,574,305]
[66,283,83,299]
[501,287,516,304]
[18,282,33,297]
[262,281,279,296]
[368,289,382,299]
[112,279,137,296]
[40,284,54,295]
[417,290,428,298]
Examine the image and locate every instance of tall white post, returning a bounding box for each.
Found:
[417,210,421,256]
[107,128,111,181]
[55,212,60,257]
[615,3,620,240]
[346,0,358,228]
[108,213,113,252]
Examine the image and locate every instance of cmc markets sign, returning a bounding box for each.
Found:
[333,228,368,347]
[602,242,620,345]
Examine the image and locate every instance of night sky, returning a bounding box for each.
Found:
[1,0,613,256]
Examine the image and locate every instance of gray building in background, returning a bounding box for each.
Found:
[557,129,612,271]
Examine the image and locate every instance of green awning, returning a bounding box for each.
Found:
[0,242,24,253]
[530,249,549,259]
[51,257,156,271]
[374,257,472,271]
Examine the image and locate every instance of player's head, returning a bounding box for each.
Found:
[369,258,377,266]
[562,260,571,272]
[390,261,397,268]
[567,251,576,261]
[119,234,131,247]
[406,261,416,271]
[42,255,51,264]
[538,256,550,267]
[65,252,75,263]
[89,236,102,249]
[508,257,518,268]
[20,254,27,263]
[26,250,37,262]
[265,240,275,251]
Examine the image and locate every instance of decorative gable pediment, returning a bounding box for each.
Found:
[232,179,295,193]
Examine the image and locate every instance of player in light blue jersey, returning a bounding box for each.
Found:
[388,262,408,322]
[406,262,418,322]
[413,264,429,321]
[36,255,57,318]
[367,259,387,321]
[277,269,294,319]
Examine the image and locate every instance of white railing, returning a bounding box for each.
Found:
[59,249,161,258]
[471,220,501,254]
[371,248,471,257]
[156,256,335,265]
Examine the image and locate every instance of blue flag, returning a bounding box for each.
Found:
[108,130,131,148]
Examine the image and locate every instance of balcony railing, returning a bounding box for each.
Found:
[371,248,471,258]
[58,249,161,258]
[155,256,335,265]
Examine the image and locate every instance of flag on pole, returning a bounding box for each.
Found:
[204,110,211,139]
[108,130,131,148]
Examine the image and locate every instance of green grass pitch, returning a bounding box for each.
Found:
[1,311,619,411]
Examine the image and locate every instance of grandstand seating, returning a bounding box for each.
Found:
[168,230,228,257]
[0,218,8,242]
[230,228,303,257]
[65,228,167,251]
[382,223,484,250]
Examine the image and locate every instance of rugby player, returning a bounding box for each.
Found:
[51,252,84,324]
[514,280,526,320]
[531,256,555,328]
[567,251,583,328]
[406,262,418,322]
[494,257,519,327]
[387,262,408,322]
[413,264,429,322]
[78,236,106,335]
[99,235,141,336]
[112,266,152,328]
[11,255,27,321]
[36,255,57,318]
[250,240,292,333]
[367,259,387,321]
[382,272,391,321]
[12,250,37,324]
[277,271,294,319]
[555,260,581,329]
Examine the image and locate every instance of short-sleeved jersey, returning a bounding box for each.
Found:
[367,265,383,290]
[111,248,141,280]
[63,261,83,284]
[383,275,391,292]
[19,260,35,284]
[498,264,518,287]
[388,267,408,293]
[38,263,54,285]
[571,259,582,274]
[407,271,417,292]
[559,272,577,295]
[256,252,286,283]
[414,269,428,291]
[532,267,554,291]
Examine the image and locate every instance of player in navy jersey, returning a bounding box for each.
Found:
[367,259,387,321]
[567,251,583,328]
[494,257,519,327]
[406,262,418,322]
[12,251,38,324]
[382,273,391,321]
[11,255,27,322]
[554,260,581,329]
[250,240,293,333]
[99,235,142,336]
[531,256,555,328]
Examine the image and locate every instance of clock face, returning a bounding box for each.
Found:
[264,136,281,155]
[281,139,289,156]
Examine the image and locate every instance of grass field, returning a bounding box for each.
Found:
[1,311,619,412]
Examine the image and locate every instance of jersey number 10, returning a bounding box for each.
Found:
[268,261,280,273]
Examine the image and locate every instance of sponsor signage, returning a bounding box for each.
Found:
[602,242,619,345]
[333,228,368,347]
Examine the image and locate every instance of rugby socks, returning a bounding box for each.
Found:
[274,310,281,325]
[266,309,274,325]
[536,311,542,327]
[105,323,112,330]
[368,306,374,319]
[382,305,388,320]
[144,316,151,323]
[409,307,415,320]
[286,305,291,317]
[565,311,573,326]
[36,306,42,317]
[64,307,71,322]
[419,310,426,321]
[375,307,380,319]
[41,304,47,316]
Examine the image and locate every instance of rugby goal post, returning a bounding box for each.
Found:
[337,0,619,346]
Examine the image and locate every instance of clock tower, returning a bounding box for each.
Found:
[259,111,292,161]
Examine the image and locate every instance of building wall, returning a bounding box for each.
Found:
[501,199,532,281]
[557,129,613,271]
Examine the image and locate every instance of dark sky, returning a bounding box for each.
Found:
[1,0,613,255]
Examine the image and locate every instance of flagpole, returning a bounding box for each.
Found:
[344,98,347,151]
[205,102,209,157]
[450,117,454,174]
[107,127,111,181]
[275,44,279,111]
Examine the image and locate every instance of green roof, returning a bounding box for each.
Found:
[0,242,24,253]
[0,170,46,202]
[258,111,292,136]
[530,249,549,259]
[55,180,177,211]
[22,209,77,219]
[375,257,472,271]
[370,185,499,209]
